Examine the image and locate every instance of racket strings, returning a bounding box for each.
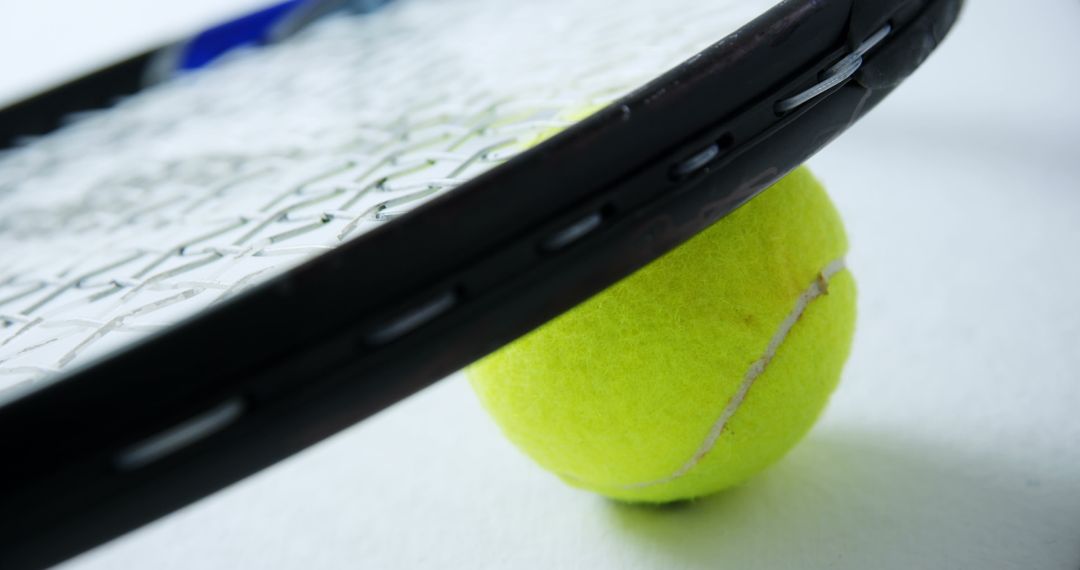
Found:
[0,0,770,392]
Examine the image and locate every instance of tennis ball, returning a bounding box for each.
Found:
[467,167,855,503]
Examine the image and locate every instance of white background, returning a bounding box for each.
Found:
[4,1,1079,568]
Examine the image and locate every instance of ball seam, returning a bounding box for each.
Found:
[619,257,848,490]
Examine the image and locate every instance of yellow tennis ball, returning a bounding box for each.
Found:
[467,166,855,503]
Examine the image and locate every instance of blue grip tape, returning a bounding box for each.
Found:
[178,0,304,70]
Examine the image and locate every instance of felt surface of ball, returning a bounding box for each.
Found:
[467,167,856,503]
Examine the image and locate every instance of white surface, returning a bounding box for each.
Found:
[0,0,269,107]
[9,0,1077,568]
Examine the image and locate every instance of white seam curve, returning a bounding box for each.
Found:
[622,257,847,490]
